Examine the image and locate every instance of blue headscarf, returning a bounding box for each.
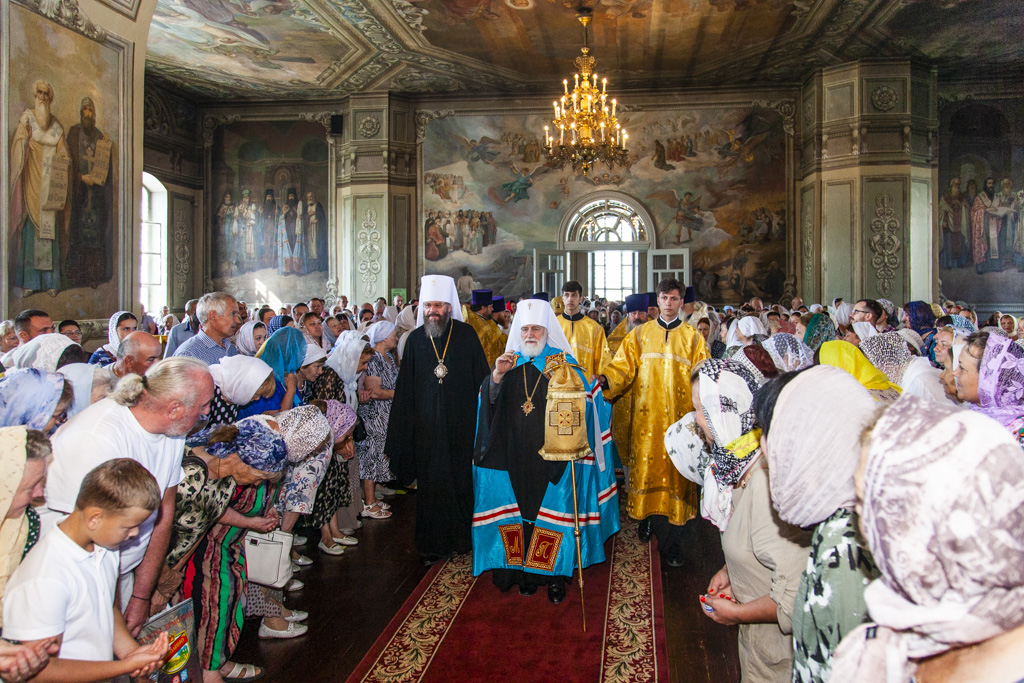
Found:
[256,328,306,409]
[0,368,65,431]
[906,301,936,335]
[267,315,286,336]
[949,314,977,334]
[207,417,288,473]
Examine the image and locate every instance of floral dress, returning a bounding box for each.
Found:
[791,508,880,683]
[355,351,397,482]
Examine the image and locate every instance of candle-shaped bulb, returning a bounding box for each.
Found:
[612,99,616,116]
[574,73,579,88]
[602,77,607,93]
[563,79,568,94]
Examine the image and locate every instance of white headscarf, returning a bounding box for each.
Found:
[367,321,396,346]
[416,275,464,327]
[897,328,924,355]
[104,311,134,357]
[59,362,97,417]
[2,333,76,372]
[766,366,879,528]
[396,305,416,334]
[327,331,367,406]
[207,355,274,405]
[725,319,741,349]
[302,343,327,367]
[234,321,263,356]
[664,411,728,530]
[737,316,767,341]
[503,298,573,356]
[852,321,878,342]
[383,306,399,324]
[834,301,855,327]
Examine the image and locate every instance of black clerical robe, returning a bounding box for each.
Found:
[386,318,489,557]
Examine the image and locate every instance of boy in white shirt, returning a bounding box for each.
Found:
[3,459,170,682]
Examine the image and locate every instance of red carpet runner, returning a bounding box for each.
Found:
[346,509,669,683]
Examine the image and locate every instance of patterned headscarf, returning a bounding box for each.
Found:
[973,333,1024,429]
[694,359,763,488]
[203,416,288,473]
[1,333,76,372]
[949,314,977,335]
[257,327,307,386]
[763,333,814,372]
[818,340,902,402]
[803,313,837,351]
[664,411,728,530]
[877,298,897,325]
[732,345,777,386]
[267,315,286,336]
[859,332,914,386]
[234,321,265,356]
[830,396,1024,683]
[327,331,369,407]
[276,405,331,464]
[325,400,357,442]
[765,366,878,528]
[0,369,65,431]
[103,311,135,357]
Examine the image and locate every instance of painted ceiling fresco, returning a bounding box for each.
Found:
[144,0,1024,100]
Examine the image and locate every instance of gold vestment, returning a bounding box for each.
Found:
[556,313,611,379]
[465,311,506,367]
[603,320,710,525]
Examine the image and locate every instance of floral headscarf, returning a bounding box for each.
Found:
[103,311,136,358]
[859,332,914,386]
[0,369,64,431]
[973,333,1024,430]
[763,333,814,372]
[949,314,977,335]
[1,333,76,372]
[803,313,837,351]
[276,405,331,464]
[694,359,763,488]
[818,340,902,402]
[192,416,289,473]
[830,396,1024,683]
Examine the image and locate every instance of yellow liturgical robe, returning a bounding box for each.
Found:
[603,319,710,525]
[556,312,611,379]
[465,311,506,367]
[607,319,628,355]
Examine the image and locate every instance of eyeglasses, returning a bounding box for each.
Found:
[61,330,82,339]
[853,309,871,316]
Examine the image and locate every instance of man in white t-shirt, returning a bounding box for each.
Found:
[43,356,215,635]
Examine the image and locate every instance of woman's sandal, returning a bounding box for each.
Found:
[221,661,265,682]
[362,502,392,519]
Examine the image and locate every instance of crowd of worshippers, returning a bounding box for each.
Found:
[0,280,1021,683]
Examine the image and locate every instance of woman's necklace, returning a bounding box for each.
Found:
[521,364,543,415]
[429,323,454,384]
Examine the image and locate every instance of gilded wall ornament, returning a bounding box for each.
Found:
[869,193,901,297]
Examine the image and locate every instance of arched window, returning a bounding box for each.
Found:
[140,172,168,316]
[558,192,655,302]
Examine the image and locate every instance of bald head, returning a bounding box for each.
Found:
[116,331,164,377]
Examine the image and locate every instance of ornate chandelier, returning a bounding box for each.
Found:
[542,8,628,176]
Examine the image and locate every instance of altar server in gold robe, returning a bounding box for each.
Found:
[556,281,611,380]
[465,289,507,367]
[609,293,650,476]
[599,279,709,567]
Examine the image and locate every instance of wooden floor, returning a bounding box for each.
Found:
[233,490,741,682]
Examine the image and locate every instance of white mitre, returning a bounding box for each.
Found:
[504,298,573,356]
[415,275,464,327]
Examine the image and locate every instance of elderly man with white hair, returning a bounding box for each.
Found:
[472,298,620,605]
[41,356,215,635]
[172,291,242,364]
[385,275,490,566]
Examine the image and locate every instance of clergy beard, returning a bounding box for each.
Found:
[425,310,450,338]
[520,332,548,358]
[81,113,96,132]
[626,317,643,333]
[34,101,51,128]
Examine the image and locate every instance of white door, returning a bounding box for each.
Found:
[533,248,567,296]
[648,248,690,289]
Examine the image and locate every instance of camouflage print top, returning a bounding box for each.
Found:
[791,508,880,683]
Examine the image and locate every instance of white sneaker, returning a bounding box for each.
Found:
[258,620,308,639]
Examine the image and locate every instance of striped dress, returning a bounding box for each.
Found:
[182,479,279,670]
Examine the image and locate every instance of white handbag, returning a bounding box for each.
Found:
[244,529,294,588]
